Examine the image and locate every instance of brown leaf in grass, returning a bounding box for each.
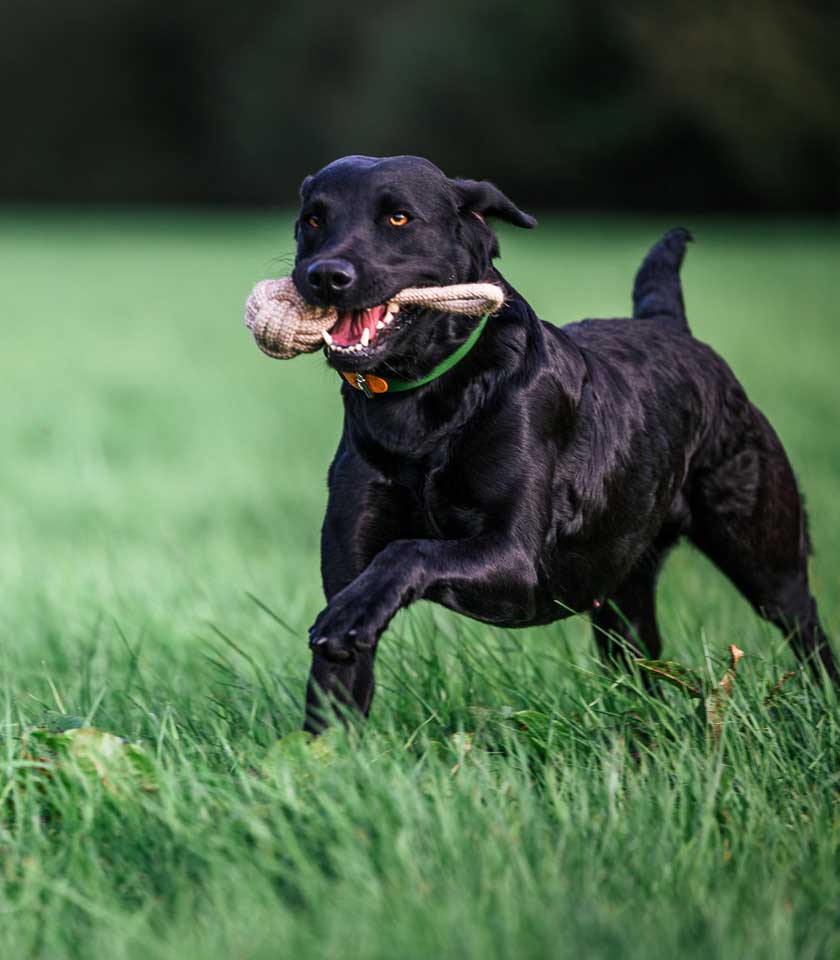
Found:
[706,645,744,741]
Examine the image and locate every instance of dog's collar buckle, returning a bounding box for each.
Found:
[355,372,374,398]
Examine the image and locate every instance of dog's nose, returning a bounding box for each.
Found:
[306,259,356,296]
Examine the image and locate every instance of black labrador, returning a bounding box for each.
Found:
[289,154,837,732]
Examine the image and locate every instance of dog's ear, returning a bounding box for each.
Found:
[451,178,537,229]
[294,175,315,239]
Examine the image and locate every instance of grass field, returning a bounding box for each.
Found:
[1,212,839,959]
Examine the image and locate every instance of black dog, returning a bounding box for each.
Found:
[290,154,837,732]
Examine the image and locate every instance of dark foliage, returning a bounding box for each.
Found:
[1,0,837,210]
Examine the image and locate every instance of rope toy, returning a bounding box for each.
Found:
[243,277,505,359]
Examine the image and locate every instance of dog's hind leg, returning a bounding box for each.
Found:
[688,410,838,682]
[692,536,837,682]
[591,546,667,669]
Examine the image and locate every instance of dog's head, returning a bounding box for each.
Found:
[292,155,535,374]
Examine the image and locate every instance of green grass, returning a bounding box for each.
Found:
[1,211,839,959]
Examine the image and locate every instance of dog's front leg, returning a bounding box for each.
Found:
[308,536,538,664]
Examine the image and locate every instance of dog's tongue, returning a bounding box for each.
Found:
[331,305,387,347]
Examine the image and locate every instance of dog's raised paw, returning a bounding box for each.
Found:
[309,634,355,663]
[308,615,376,663]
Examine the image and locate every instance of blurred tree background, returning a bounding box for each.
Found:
[1,0,837,211]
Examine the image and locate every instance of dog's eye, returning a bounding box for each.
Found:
[388,212,410,227]
[306,214,321,229]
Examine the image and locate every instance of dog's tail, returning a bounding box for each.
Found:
[632,227,693,332]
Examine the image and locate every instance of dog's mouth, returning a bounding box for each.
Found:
[322,301,402,355]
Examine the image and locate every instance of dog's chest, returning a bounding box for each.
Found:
[353,423,495,538]
[400,456,487,539]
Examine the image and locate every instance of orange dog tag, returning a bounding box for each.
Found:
[341,371,389,395]
[364,374,389,393]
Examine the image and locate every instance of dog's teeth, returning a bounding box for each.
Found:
[321,329,333,345]
[360,328,370,347]
[376,320,384,330]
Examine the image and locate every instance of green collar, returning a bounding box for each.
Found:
[339,313,490,397]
